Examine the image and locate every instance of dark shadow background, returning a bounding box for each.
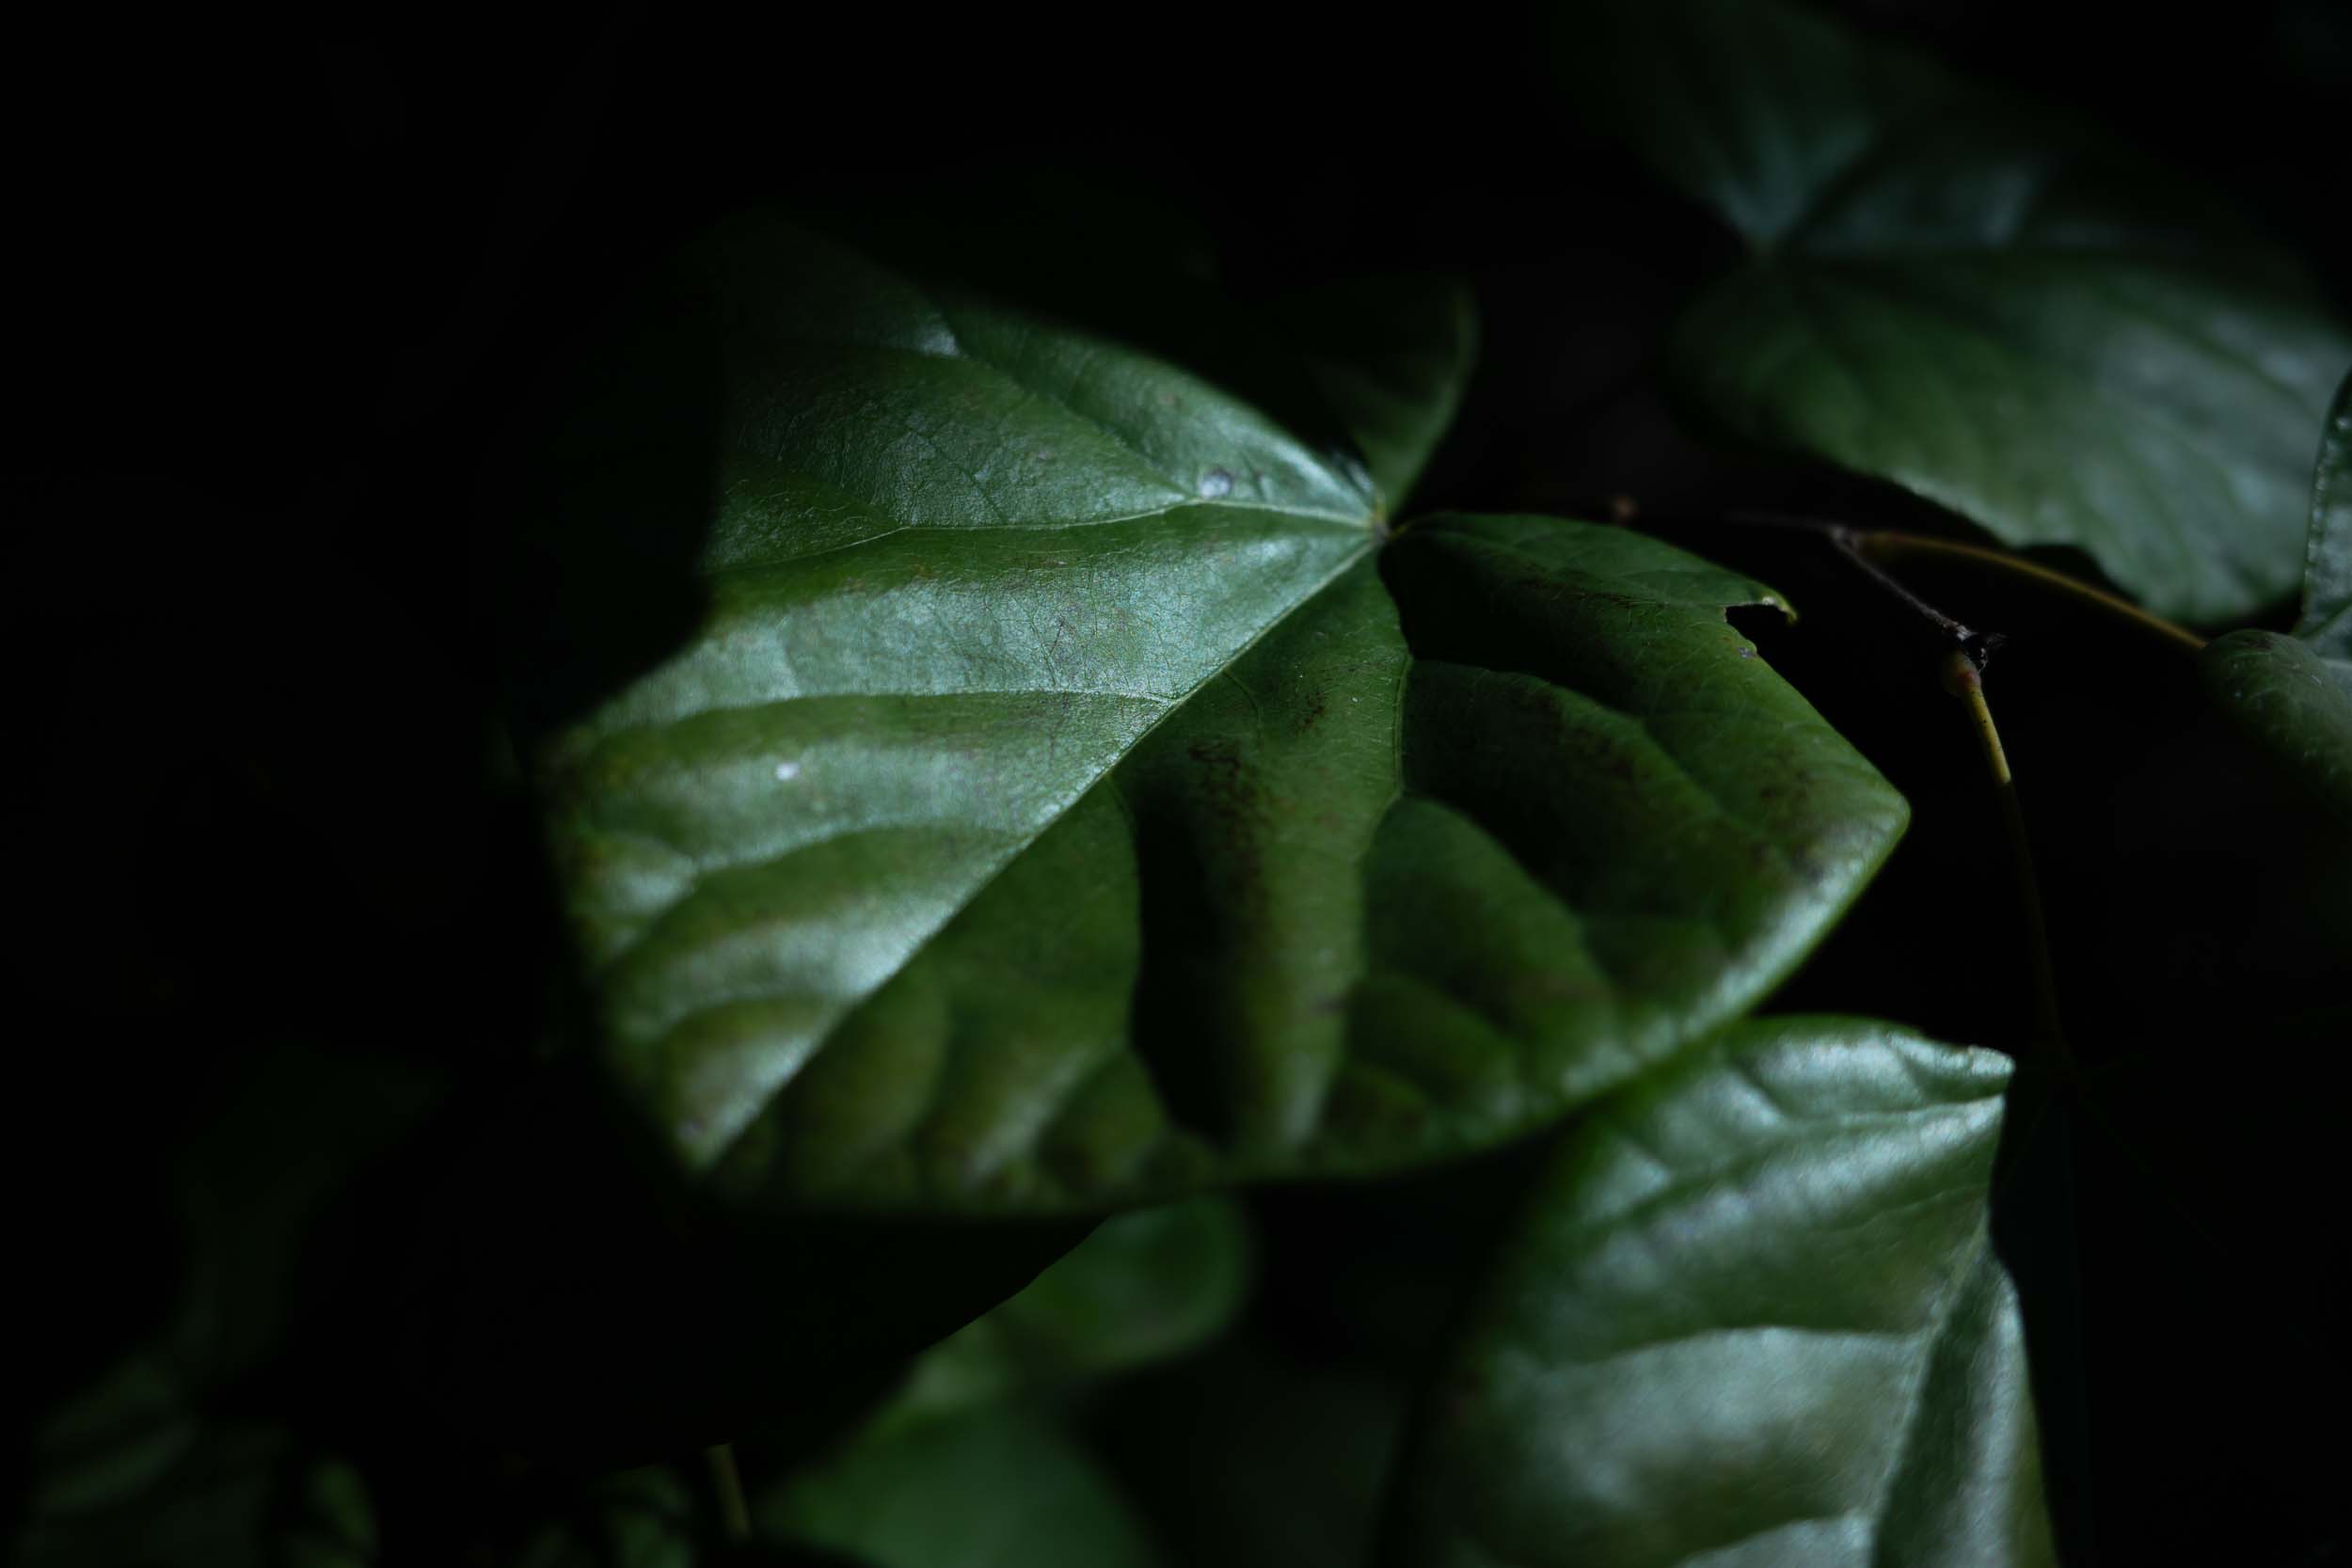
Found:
[21,1,2348,1561]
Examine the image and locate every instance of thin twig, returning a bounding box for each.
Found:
[1612,502,1992,659]
[1605,501,2204,654]
[1829,531,2008,670]
[1856,532,2206,654]
[1940,651,2071,1067]
[1612,498,2088,1062]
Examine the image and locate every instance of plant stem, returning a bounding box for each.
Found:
[1605,502,2207,654]
[1613,499,2090,1062]
[1832,531,1976,643]
[1943,649,2015,785]
[707,1443,751,1543]
[1939,651,2071,1067]
[1854,532,2206,654]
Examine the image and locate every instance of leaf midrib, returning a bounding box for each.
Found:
[591,234,1398,1029]
[688,532,1381,1168]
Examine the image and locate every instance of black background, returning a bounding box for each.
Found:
[21,2,2350,1562]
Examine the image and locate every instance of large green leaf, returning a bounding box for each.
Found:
[1389,1018,2055,1568]
[1570,0,2350,622]
[523,219,1906,1214]
[758,1405,1165,1568]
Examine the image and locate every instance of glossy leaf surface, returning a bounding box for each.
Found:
[527,221,1906,1214]
[1576,0,2350,622]
[1391,1018,2055,1568]
[2296,369,2352,667]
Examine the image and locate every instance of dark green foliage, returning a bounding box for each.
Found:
[1572,0,2350,623]
[524,225,1903,1214]
[27,3,2346,1564]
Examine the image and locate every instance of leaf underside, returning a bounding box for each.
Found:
[529,221,1907,1215]
[1391,1017,2056,1568]
[1576,0,2351,623]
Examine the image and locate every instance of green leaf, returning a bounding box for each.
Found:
[2296,369,2352,664]
[759,1406,1166,1568]
[12,1043,432,1565]
[884,1196,1252,1424]
[2185,374,2352,949]
[13,1369,375,1568]
[525,219,1906,1213]
[1390,1017,2055,1568]
[1573,0,2351,623]
[168,1042,444,1386]
[2198,628,2352,824]
[1273,274,1479,510]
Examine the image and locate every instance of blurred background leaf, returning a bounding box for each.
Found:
[1562,0,2351,624]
